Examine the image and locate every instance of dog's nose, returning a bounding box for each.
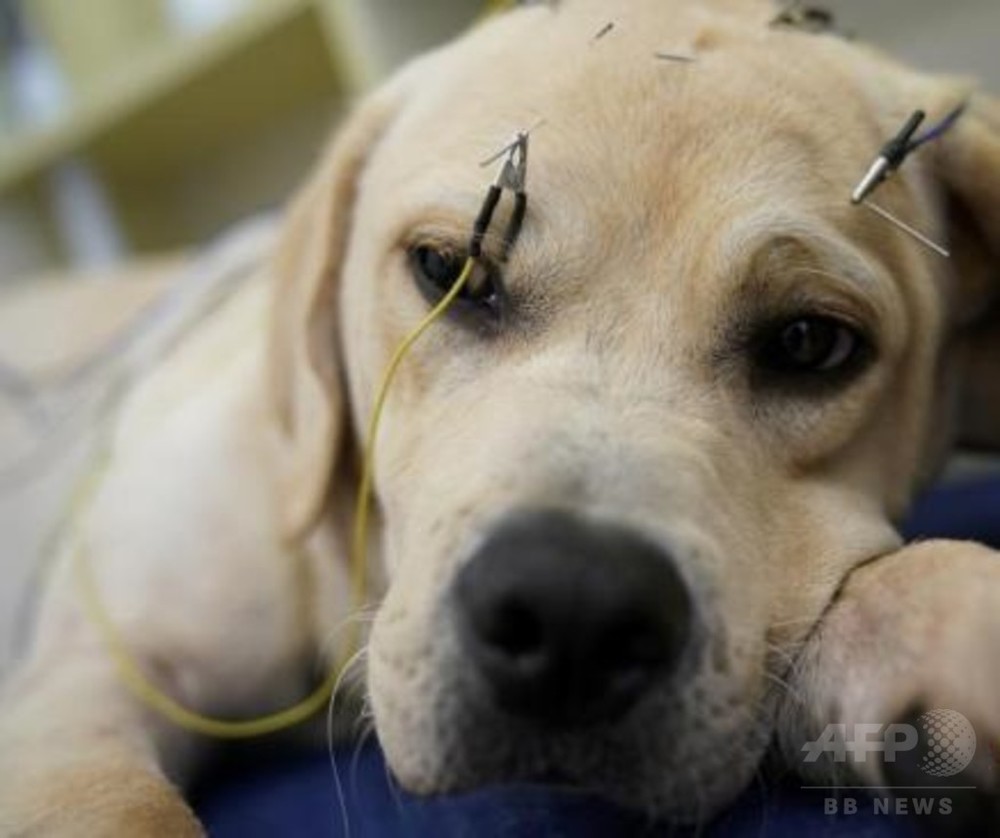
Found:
[454,509,694,727]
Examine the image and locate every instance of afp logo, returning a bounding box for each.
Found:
[803,709,977,778]
[917,709,977,777]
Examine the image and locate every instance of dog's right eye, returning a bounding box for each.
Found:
[408,245,503,321]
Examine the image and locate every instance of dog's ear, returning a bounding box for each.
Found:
[932,91,1000,449]
[269,81,405,541]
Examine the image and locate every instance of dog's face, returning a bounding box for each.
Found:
[271,0,1000,821]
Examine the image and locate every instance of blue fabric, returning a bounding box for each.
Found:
[194,476,1000,838]
[194,746,921,838]
[901,474,1000,544]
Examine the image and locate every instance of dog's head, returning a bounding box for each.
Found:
[269,0,1000,820]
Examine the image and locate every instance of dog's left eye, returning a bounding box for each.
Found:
[756,316,866,375]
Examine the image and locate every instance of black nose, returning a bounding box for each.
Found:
[453,509,694,727]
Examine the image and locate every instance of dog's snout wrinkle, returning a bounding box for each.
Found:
[453,509,694,728]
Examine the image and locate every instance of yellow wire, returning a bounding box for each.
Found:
[349,258,476,611]
[75,539,341,739]
[67,0,503,739]
[73,257,476,739]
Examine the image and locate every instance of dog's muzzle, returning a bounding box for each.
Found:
[453,509,695,728]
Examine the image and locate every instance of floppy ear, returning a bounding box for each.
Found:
[933,91,1000,450]
[269,82,406,541]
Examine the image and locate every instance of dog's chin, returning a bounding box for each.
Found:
[382,721,771,824]
[371,659,776,823]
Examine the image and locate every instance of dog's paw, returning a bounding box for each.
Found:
[0,759,205,838]
[781,540,1000,836]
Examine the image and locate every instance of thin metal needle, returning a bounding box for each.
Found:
[479,119,546,167]
[592,22,615,42]
[863,200,950,258]
[654,51,696,62]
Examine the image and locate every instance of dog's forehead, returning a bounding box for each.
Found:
[368,3,887,262]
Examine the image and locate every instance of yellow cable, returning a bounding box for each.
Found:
[73,257,476,739]
[68,0,502,738]
[75,540,341,739]
[349,257,476,622]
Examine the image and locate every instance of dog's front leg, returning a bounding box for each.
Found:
[0,650,204,837]
[0,528,230,838]
[0,466,330,834]
[0,534,330,836]
[780,540,1000,835]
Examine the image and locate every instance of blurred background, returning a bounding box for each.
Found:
[0,0,996,282]
[0,0,491,281]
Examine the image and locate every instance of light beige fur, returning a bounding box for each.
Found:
[3,0,1000,832]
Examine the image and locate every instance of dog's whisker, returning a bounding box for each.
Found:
[316,607,377,677]
[350,690,376,741]
[765,612,823,630]
[337,648,370,717]
[351,707,370,739]
[319,606,377,648]
[763,639,812,705]
[764,639,806,671]
[381,746,408,819]
[326,643,370,838]
[349,721,378,806]
[762,668,808,715]
[750,764,771,838]
[327,704,352,837]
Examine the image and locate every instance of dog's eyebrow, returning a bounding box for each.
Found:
[722,215,881,293]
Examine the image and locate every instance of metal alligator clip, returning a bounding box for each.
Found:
[851,110,927,205]
[849,104,968,258]
[770,2,837,34]
[851,104,967,205]
[472,131,530,262]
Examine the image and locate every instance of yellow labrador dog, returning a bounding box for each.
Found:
[3,0,1000,833]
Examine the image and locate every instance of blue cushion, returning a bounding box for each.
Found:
[194,745,923,838]
[193,475,1000,837]
[902,474,1000,543]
